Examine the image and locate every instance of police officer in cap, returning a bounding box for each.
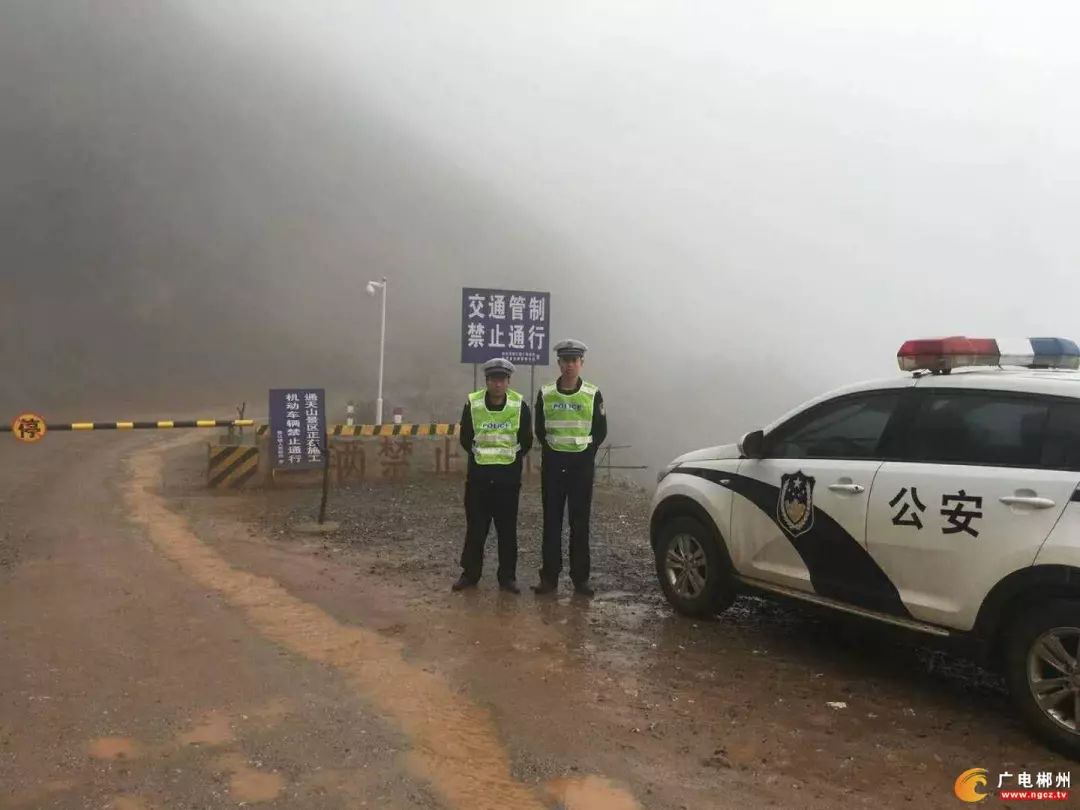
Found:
[453,357,533,593]
[532,339,607,596]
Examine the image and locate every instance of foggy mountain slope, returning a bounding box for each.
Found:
[0,1,788,473]
[0,3,585,420]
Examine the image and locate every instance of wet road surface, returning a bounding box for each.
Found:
[0,434,1073,808]
[1,434,440,808]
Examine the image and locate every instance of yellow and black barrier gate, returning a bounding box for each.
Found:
[6,413,465,488]
[51,419,255,431]
[4,413,263,490]
[3,413,255,442]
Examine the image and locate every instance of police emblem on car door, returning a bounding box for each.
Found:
[778,471,816,537]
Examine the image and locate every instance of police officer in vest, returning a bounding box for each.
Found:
[453,357,534,593]
[532,339,607,596]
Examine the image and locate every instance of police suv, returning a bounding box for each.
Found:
[651,337,1080,756]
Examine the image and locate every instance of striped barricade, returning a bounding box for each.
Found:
[256,423,459,438]
[207,444,260,489]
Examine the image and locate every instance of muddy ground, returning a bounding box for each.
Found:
[166,445,1073,808]
[1,434,1072,810]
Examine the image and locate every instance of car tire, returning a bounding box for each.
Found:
[1003,599,1080,759]
[654,515,736,617]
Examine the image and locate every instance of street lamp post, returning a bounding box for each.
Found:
[365,276,388,425]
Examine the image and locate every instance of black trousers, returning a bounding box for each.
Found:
[460,476,521,584]
[539,457,595,586]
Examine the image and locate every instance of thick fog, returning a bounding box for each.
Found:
[4,1,1080,472]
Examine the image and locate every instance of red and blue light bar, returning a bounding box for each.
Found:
[897,337,1080,373]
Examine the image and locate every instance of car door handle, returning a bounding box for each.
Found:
[828,483,865,494]
[999,496,1056,509]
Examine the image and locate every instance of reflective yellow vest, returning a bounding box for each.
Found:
[468,389,523,465]
[541,380,597,453]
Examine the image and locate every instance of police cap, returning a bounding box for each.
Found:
[483,357,515,377]
[554,339,588,359]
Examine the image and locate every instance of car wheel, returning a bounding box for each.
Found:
[654,515,735,617]
[1004,599,1080,759]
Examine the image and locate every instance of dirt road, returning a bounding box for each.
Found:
[0,434,1072,809]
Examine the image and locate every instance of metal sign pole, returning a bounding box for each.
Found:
[473,363,478,391]
[317,437,331,524]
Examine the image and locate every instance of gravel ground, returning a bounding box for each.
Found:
[187,465,1075,808]
[245,471,1010,699]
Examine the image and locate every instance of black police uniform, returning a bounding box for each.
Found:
[457,395,533,586]
[534,380,607,589]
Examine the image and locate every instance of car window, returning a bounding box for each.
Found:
[767,392,901,460]
[905,391,1049,468]
[1042,401,1080,471]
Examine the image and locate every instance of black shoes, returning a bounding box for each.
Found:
[455,577,592,596]
[573,582,595,597]
[451,575,478,592]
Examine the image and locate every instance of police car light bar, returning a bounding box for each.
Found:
[897,337,1080,373]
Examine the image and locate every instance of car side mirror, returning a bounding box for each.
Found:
[740,429,766,459]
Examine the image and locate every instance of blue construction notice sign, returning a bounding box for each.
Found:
[461,287,550,365]
[269,388,327,470]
